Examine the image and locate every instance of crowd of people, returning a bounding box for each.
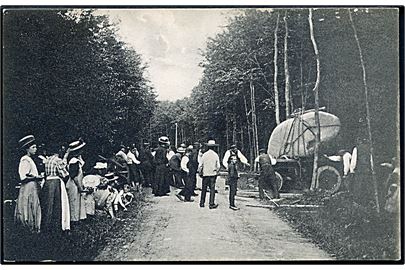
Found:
[13,134,282,236]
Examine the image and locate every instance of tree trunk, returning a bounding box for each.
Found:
[283,11,291,117]
[244,95,254,167]
[348,9,380,213]
[233,114,237,145]
[226,114,229,149]
[250,77,259,161]
[240,126,244,153]
[308,9,321,191]
[273,12,280,125]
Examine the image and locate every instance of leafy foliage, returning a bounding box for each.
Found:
[3,9,157,197]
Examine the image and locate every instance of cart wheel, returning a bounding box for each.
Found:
[275,172,283,191]
[316,165,342,194]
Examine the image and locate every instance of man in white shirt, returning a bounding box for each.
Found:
[127,145,141,191]
[222,144,250,170]
[198,140,220,209]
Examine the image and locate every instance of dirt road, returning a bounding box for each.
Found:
[94,177,332,261]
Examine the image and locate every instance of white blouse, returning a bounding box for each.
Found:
[18,155,39,180]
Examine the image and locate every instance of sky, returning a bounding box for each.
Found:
[98,9,241,101]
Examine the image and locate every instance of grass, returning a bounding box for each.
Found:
[275,191,401,260]
[2,191,146,262]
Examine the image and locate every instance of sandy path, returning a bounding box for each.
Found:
[95,177,332,261]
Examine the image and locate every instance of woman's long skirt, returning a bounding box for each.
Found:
[66,178,87,222]
[14,181,42,233]
[41,178,62,232]
[154,164,170,196]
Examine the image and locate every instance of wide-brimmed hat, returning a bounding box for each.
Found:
[180,143,187,148]
[158,136,170,145]
[105,172,119,182]
[177,147,186,153]
[19,135,36,149]
[230,144,237,149]
[205,140,218,146]
[94,162,108,170]
[143,142,150,146]
[69,139,86,152]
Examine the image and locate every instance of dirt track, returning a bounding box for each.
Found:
[94,176,332,261]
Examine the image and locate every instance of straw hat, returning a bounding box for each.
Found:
[19,135,36,149]
[69,139,86,152]
[105,172,119,182]
[158,136,170,145]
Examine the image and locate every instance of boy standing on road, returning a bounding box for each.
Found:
[223,144,250,210]
[198,140,220,209]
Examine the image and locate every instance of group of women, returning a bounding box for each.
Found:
[14,135,130,235]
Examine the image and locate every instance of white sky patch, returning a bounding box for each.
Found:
[97,9,240,101]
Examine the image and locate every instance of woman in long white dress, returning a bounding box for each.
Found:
[65,140,87,222]
[14,135,43,233]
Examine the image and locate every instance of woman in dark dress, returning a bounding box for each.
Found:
[153,136,170,196]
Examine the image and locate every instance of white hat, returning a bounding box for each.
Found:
[177,147,186,153]
[205,140,218,146]
[94,162,107,170]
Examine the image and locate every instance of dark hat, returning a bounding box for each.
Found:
[19,135,36,149]
[259,148,267,154]
[69,139,86,152]
[158,136,170,145]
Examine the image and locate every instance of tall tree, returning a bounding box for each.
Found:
[283,11,291,117]
[273,12,281,125]
[348,8,380,213]
[308,8,321,191]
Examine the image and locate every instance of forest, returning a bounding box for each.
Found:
[151,8,399,167]
[3,8,400,202]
